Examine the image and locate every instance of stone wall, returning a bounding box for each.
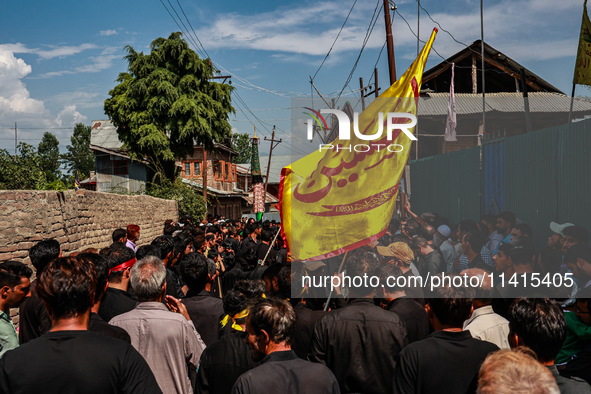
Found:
[0,189,178,263]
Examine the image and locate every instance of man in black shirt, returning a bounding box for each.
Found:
[463,231,491,272]
[0,255,160,394]
[196,283,264,394]
[378,264,429,344]
[232,298,339,394]
[256,228,277,264]
[393,276,498,394]
[18,239,59,344]
[98,244,138,322]
[412,236,446,279]
[508,298,591,394]
[309,249,408,393]
[82,253,131,343]
[181,252,224,346]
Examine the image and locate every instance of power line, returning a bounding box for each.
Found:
[335,0,382,103]
[175,0,210,59]
[394,2,506,75]
[311,0,359,81]
[158,0,207,58]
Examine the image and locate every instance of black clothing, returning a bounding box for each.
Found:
[166,267,185,299]
[418,250,445,279]
[468,254,492,272]
[232,350,340,394]
[553,363,591,393]
[309,298,408,394]
[292,302,326,359]
[222,266,247,294]
[18,283,51,344]
[98,287,137,322]
[184,289,224,346]
[276,248,288,264]
[240,236,258,254]
[564,339,591,385]
[88,312,131,343]
[247,264,267,281]
[256,242,277,264]
[386,297,429,344]
[393,330,499,394]
[196,329,259,394]
[0,330,161,394]
[402,270,425,304]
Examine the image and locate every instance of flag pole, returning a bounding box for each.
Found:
[324,251,349,312]
[568,83,576,123]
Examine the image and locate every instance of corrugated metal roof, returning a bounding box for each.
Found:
[418,93,591,116]
[181,178,245,197]
[90,120,124,150]
[90,119,236,155]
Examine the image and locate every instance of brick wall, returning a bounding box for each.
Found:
[0,189,178,262]
[1,189,178,326]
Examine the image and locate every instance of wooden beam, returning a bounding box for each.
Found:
[472,54,477,94]
[482,56,545,91]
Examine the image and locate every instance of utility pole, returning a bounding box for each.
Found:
[360,69,380,111]
[263,126,282,206]
[383,0,397,84]
[359,77,366,111]
[202,148,208,207]
[14,122,17,159]
[520,68,532,133]
[375,67,379,97]
[417,0,420,56]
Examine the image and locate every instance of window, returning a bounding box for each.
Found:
[226,162,236,182]
[194,161,201,176]
[214,160,224,181]
[113,160,128,175]
[184,162,191,176]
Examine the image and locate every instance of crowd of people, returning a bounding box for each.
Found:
[0,209,590,393]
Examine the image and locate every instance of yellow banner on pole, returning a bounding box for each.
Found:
[279,29,437,261]
[574,0,591,86]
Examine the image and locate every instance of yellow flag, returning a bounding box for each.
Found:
[279,29,437,261]
[574,0,591,86]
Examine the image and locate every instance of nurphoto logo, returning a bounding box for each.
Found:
[304,107,417,153]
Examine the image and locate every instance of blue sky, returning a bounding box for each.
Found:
[0,0,586,156]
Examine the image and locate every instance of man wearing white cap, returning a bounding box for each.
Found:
[549,221,572,253]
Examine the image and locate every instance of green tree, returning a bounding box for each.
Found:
[231,132,252,164]
[147,177,206,221]
[104,32,234,180]
[0,143,47,190]
[38,132,61,182]
[62,123,94,180]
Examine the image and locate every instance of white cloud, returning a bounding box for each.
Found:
[34,44,97,59]
[0,50,46,114]
[49,91,103,109]
[199,1,384,56]
[54,105,88,127]
[36,47,121,78]
[0,49,90,146]
[100,29,118,36]
[195,0,580,64]
[0,42,98,59]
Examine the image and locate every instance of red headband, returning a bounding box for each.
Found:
[108,257,137,275]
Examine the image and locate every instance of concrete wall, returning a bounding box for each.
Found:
[0,189,178,262]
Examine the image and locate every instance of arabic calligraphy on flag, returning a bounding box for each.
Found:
[279,29,438,261]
